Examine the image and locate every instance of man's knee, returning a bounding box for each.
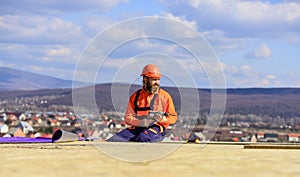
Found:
[107,129,133,142]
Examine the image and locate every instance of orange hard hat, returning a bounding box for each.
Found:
[140,64,161,78]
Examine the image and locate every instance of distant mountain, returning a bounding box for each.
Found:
[0,66,86,91]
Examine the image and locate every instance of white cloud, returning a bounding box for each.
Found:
[0,0,128,15]
[23,65,75,79]
[0,13,86,75]
[261,74,276,86]
[167,0,300,39]
[202,29,249,53]
[224,64,260,87]
[82,16,116,37]
[245,44,272,59]
[0,42,80,79]
[265,74,276,80]
[46,45,71,57]
[222,64,299,87]
[231,65,255,78]
[0,15,84,45]
[162,12,198,30]
[0,0,298,88]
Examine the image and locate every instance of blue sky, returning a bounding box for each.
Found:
[0,0,300,88]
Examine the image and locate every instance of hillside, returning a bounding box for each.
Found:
[0,83,300,119]
[0,66,85,90]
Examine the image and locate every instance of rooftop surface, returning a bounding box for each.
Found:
[1,141,299,177]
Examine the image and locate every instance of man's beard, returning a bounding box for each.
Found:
[145,82,159,93]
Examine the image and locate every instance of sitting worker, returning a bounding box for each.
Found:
[107,64,177,142]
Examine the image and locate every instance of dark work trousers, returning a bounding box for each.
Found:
[107,125,166,142]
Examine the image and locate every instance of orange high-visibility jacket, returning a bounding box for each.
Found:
[124,88,177,128]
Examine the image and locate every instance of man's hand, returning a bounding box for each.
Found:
[153,114,167,123]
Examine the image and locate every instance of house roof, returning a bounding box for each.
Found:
[288,133,300,137]
[257,132,264,136]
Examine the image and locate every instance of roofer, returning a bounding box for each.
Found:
[107,64,177,142]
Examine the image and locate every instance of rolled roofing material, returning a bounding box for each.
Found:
[51,129,79,143]
[0,137,52,143]
[0,129,80,143]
